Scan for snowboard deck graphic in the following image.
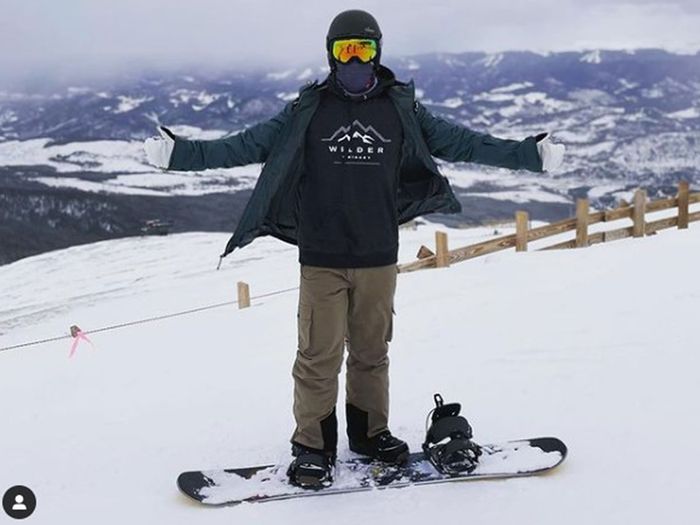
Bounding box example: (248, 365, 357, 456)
(177, 436, 567, 506)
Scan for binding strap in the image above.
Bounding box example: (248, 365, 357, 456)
(425, 416, 473, 445)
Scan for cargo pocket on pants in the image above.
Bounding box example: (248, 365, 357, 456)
(386, 303, 395, 343)
(297, 303, 313, 357)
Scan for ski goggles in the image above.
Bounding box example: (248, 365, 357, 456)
(331, 38, 378, 63)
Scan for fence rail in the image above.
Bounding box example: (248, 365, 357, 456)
(398, 181, 699, 273)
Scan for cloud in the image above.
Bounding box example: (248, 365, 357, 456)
(0, 0, 698, 86)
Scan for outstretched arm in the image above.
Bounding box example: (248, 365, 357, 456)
(414, 101, 545, 172)
(144, 99, 295, 172)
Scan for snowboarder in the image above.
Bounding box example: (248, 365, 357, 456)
(144, 9, 565, 490)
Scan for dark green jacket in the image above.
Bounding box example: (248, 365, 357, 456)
(167, 66, 544, 260)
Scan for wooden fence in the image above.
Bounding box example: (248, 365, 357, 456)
(397, 181, 700, 273)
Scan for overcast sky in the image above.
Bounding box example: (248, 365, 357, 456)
(1, 0, 698, 86)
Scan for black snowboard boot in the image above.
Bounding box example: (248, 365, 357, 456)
(349, 429, 410, 464)
(346, 403, 409, 464)
(287, 442, 335, 490)
(422, 393, 482, 475)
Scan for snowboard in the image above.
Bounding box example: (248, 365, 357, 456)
(177, 436, 567, 506)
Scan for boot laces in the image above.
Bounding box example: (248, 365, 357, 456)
(377, 430, 398, 447)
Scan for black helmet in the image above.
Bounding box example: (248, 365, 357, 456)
(326, 9, 382, 69)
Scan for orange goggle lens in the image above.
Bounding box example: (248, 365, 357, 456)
(331, 38, 378, 63)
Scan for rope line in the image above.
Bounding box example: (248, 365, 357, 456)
(0, 285, 300, 353)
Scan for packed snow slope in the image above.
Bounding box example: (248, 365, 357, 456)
(1, 218, 699, 524)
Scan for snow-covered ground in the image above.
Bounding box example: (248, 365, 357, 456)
(1, 218, 699, 524)
(0, 133, 265, 197)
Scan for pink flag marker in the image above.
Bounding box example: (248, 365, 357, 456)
(69, 325, 95, 358)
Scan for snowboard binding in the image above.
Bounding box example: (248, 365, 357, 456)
(422, 393, 482, 475)
(287, 443, 335, 490)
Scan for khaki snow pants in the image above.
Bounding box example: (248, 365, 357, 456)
(291, 263, 397, 452)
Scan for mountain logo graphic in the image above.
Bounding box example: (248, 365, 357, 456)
(321, 120, 391, 165)
(337, 131, 375, 144)
(322, 120, 391, 144)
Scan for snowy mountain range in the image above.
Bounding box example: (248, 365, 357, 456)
(1, 48, 699, 264)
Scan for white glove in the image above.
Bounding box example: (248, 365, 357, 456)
(535, 132, 565, 172)
(143, 125, 175, 169)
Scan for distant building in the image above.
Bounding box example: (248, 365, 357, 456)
(140, 219, 173, 236)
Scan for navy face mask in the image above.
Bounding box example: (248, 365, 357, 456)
(334, 59, 377, 94)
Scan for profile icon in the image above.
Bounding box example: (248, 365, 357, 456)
(2, 485, 36, 519)
(12, 494, 27, 511)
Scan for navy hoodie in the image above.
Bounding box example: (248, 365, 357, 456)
(297, 65, 404, 268)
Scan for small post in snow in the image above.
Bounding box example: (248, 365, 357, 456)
(515, 211, 529, 252)
(633, 189, 647, 238)
(576, 198, 589, 248)
(237, 281, 251, 309)
(435, 231, 449, 268)
(678, 180, 689, 230)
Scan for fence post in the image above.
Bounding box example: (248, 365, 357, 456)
(632, 189, 647, 238)
(237, 281, 250, 309)
(576, 198, 589, 247)
(515, 211, 529, 252)
(678, 180, 689, 230)
(435, 231, 449, 268)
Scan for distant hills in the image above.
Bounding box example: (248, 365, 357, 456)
(1, 49, 698, 265)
